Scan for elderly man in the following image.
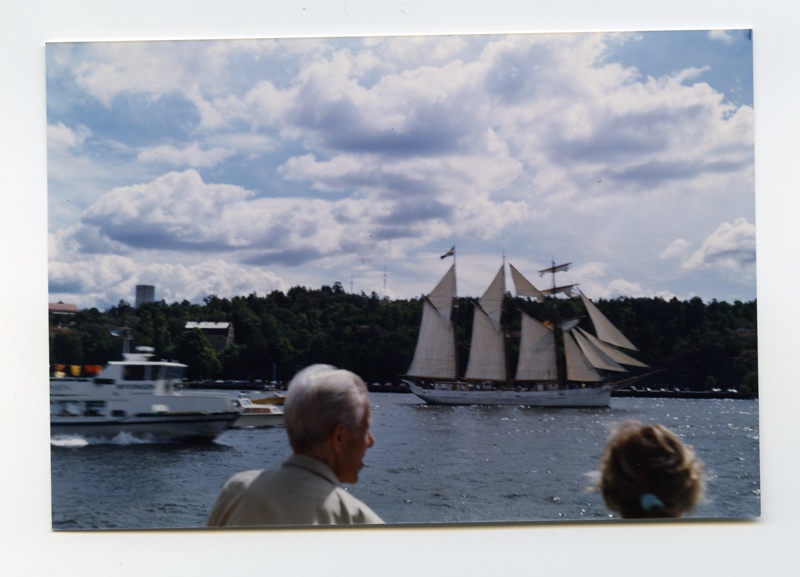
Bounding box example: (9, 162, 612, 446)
(207, 364, 383, 526)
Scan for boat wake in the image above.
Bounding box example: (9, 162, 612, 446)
(50, 431, 164, 447)
(50, 435, 89, 448)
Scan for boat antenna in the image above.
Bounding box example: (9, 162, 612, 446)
(110, 327, 132, 355)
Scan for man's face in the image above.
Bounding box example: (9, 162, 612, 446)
(335, 400, 374, 484)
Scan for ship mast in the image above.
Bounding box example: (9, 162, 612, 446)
(551, 260, 565, 388)
(539, 258, 571, 388)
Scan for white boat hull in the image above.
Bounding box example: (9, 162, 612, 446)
(231, 395, 285, 428)
(407, 382, 614, 407)
(232, 412, 285, 428)
(50, 412, 239, 442)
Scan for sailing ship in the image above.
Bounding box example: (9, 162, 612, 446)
(401, 259, 653, 407)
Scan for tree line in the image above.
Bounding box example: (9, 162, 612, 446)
(49, 284, 758, 394)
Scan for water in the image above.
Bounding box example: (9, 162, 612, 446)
(50, 394, 760, 529)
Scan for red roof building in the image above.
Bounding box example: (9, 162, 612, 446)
(49, 301, 78, 314)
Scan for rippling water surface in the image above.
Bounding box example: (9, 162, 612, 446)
(50, 394, 760, 529)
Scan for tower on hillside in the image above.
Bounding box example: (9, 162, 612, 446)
(135, 285, 155, 308)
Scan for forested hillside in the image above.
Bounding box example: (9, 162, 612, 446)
(49, 285, 758, 394)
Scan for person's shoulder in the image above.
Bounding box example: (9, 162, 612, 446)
(223, 469, 266, 488)
(333, 486, 384, 524)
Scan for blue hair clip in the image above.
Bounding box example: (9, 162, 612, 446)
(640, 493, 665, 512)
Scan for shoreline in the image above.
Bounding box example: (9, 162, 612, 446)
(181, 381, 756, 400)
(611, 389, 757, 400)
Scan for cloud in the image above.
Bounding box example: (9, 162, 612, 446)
(136, 142, 234, 168)
(57, 35, 754, 212)
(62, 41, 278, 130)
(602, 278, 675, 300)
(48, 122, 91, 151)
(140, 259, 288, 303)
(47, 34, 756, 307)
(660, 238, 691, 260)
(70, 169, 465, 270)
(81, 169, 255, 250)
(49, 253, 138, 299)
(46, 122, 142, 226)
(48, 254, 289, 310)
(208, 132, 277, 154)
(708, 30, 737, 45)
(566, 259, 676, 300)
(683, 217, 755, 270)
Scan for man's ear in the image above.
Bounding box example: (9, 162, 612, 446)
(330, 422, 347, 452)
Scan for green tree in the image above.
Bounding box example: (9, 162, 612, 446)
(50, 331, 84, 366)
(174, 329, 222, 380)
(46, 283, 757, 395)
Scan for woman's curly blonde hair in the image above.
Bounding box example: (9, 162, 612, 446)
(599, 420, 705, 518)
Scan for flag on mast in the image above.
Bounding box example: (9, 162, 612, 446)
(539, 262, 570, 276)
(440, 246, 455, 259)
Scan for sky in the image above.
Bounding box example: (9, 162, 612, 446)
(46, 29, 755, 310)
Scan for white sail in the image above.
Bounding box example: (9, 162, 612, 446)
(406, 300, 457, 378)
(510, 263, 546, 301)
(515, 312, 557, 381)
(576, 327, 650, 368)
(564, 331, 603, 382)
(480, 265, 505, 326)
(572, 328, 627, 372)
(542, 284, 578, 297)
(428, 264, 457, 316)
(465, 306, 507, 381)
(404, 257, 652, 407)
(579, 292, 639, 350)
(559, 318, 581, 332)
(406, 265, 458, 379)
(465, 265, 506, 381)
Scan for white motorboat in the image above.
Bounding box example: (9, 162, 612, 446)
(250, 391, 286, 406)
(231, 395, 285, 428)
(50, 347, 239, 442)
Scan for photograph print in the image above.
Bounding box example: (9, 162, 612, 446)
(47, 30, 758, 529)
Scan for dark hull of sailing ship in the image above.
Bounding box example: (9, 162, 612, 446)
(402, 260, 652, 407)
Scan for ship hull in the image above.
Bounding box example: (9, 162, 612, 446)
(406, 382, 614, 407)
(50, 412, 238, 442)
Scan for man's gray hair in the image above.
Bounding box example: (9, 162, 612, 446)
(284, 364, 370, 451)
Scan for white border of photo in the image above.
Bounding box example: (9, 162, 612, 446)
(3, 1, 796, 576)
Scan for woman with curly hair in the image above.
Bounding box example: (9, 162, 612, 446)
(599, 420, 705, 519)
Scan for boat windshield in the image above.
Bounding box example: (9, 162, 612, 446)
(122, 365, 147, 381)
(162, 365, 186, 381)
(121, 364, 185, 381)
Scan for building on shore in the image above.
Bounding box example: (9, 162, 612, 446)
(184, 321, 234, 351)
(49, 301, 78, 315)
(135, 285, 155, 308)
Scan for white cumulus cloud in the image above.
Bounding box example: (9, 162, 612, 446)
(661, 238, 691, 260)
(46, 33, 756, 307)
(683, 217, 755, 270)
